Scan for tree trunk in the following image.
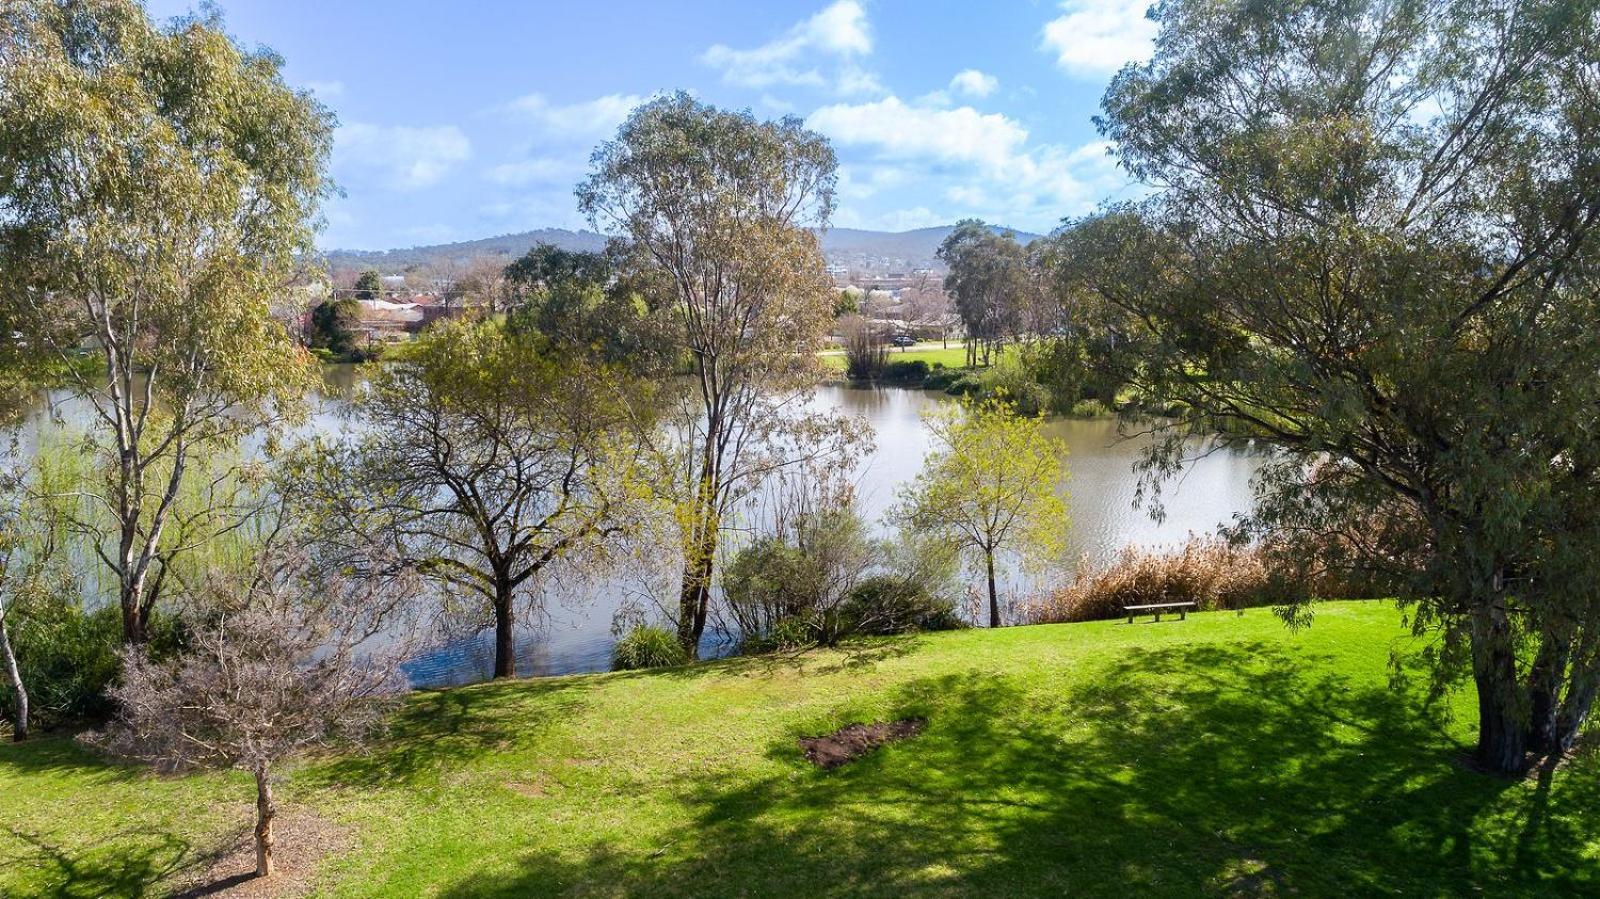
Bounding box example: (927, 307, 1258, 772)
(120, 584, 147, 645)
(1553, 661, 1600, 754)
(986, 550, 1000, 629)
(0, 613, 27, 742)
(677, 422, 723, 660)
(493, 586, 516, 679)
(1527, 634, 1567, 754)
(677, 537, 716, 660)
(1470, 602, 1527, 774)
(254, 765, 276, 878)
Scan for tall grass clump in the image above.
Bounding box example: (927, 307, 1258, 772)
(1020, 538, 1275, 624)
(839, 315, 889, 381)
(612, 625, 688, 671)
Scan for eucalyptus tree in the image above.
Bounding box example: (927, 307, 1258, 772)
(0, 1, 331, 643)
(1072, 0, 1600, 772)
(578, 93, 863, 657)
(938, 221, 1033, 367)
(292, 318, 650, 679)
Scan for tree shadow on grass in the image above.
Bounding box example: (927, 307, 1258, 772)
(435, 639, 1599, 898)
(301, 675, 604, 790)
(3, 825, 207, 899)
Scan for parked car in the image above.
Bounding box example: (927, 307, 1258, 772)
(890, 333, 917, 347)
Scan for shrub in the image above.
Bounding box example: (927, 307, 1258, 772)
(1, 599, 185, 731)
(839, 576, 963, 635)
(612, 625, 688, 671)
(724, 507, 873, 651)
(922, 364, 965, 391)
(881, 359, 930, 385)
(1069, 398, 1112, 418)
(948, 358, 1053, 415)
(738, 617, 815, 654)
(1019, 538, 1276, 625)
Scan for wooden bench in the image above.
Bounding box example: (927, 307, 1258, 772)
(1124, 601, 1198, 623)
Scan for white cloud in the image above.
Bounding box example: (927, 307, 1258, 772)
(949, 69, 998, 98)
(504, 93, 646, 142)
(809, 96, 1129, 229)
(335, 123, 471, 191)
(809, 97, 1030, 171)
(701, 0, 879, 95)
(304, 80, 345, 98)
(1041, 0, 1157, 77)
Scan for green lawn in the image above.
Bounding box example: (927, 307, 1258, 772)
(2, 601, 1597, 897)
(819, 343, 983, 371)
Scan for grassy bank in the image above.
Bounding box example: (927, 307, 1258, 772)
(2, 601, 1596, 897)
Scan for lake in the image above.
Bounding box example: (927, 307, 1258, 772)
(15, 374, 1263, 686)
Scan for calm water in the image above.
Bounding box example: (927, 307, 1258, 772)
(16, 374, 1262, 686)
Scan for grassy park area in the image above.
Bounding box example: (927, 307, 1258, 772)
(818, 342, 998, 373)
(3, 600, 1595, 897)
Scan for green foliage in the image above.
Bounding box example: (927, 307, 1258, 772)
(309, 297, 364, 361)
(832, 289, 860, 318)
(353, 270, 384, 301)
(880, 359, 930, 385)
(951, 358, 1053, 416)
(723, 506, 873, 651)
(611, 625, 689, 671)
(838, 575, 962, 636)
(896, 394, 1070, 627)
(921, 364, 965, 392)
(2, 601, 184, 732)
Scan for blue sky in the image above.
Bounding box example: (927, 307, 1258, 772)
(143, 0, 1154, 250)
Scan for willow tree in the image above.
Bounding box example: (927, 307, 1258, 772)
(578, 93, 860, 657)
(1073, 0, 1600, 773)
(0, 1, 331, 642)
(894, 396, 1068, 628)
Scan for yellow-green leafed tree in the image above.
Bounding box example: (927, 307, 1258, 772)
(896, 395, 1069, 628)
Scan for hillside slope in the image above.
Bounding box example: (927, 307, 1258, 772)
(1, 601, 1594, 897)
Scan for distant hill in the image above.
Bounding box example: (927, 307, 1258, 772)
(820, 225, 1044, 272)
(323, 224, 1044, 277)
(322, 228, 610, 276)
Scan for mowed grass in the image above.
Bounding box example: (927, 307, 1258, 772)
(819, 344, 983, 371)
(3, 601, 1598, 897)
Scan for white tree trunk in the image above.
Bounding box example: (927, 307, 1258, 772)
(0, 610, 26, 742)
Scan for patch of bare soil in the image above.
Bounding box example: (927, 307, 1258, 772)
(172, 808, 353, 899)
(799, 718, 926, 769)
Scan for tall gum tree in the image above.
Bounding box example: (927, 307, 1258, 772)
(1072, 0, 1600, 773)
(578, 93, 862, 658)
(0, 1, 331, 643)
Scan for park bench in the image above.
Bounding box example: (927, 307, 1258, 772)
(1123, 601, 1198, 624)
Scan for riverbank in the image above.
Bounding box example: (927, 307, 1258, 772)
(3, 600, 1593, 897)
